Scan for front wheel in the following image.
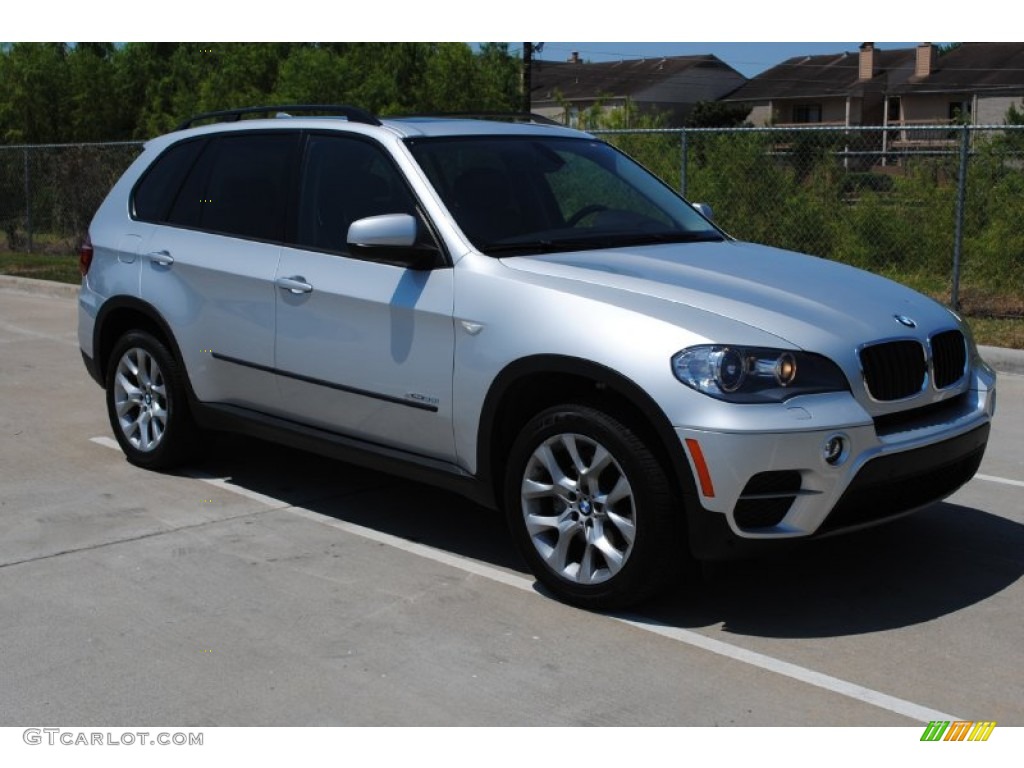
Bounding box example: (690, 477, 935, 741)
(504, 404, 686, 609)
(105, 330, 197, 469)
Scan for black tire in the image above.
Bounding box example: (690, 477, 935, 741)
(503, 404, 687, 609)
(105, 330, 197, 469)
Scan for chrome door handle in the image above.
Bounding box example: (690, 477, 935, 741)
(146, 250, 174, 266)
(276, 276, 313, 294)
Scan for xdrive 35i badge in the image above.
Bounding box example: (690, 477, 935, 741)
(406, 392, 440, 406)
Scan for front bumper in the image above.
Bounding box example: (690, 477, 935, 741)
(677, 367, 996, 559)
(817, 422, 988, 534)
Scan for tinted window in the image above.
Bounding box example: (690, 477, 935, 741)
(407, 136, 722, 255)
(295, 135, 417, 254)
(168, 133, 299, 241)
(132, 139, 205, 222)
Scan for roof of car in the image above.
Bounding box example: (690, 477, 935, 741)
(381, 116, 588, 139)
(170, 105, 589, 141)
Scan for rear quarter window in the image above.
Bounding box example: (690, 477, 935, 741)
(131, 139, 206, 222)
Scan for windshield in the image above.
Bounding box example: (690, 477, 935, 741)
(405, 135, 724, 256)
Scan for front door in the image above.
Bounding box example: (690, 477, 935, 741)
(273, 133, 457, 461)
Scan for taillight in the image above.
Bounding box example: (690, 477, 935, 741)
(78, 234, 94, 276)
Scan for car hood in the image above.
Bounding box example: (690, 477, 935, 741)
(502, 240, 958, 353)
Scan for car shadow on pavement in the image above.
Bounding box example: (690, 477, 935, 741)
(193, 433, 1022, 639)
(638, 501, 1024, 638)
(191, 432, 528, 572)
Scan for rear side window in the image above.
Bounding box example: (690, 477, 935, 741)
(132, 139, 206, 222)
(167, 132, 300, 242)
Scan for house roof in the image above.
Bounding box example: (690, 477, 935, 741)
(893, 42, 1024, 94)
(531, 55, 745, 103)
(723, 47, 916, 102)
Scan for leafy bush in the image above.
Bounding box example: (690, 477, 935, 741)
(596, 125, 1024, 315)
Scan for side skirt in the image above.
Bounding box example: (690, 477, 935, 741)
(190, 401, 496, 510)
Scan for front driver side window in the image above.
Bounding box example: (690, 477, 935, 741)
(295, 134, 418, 255)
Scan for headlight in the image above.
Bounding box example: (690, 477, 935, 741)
(671, 345, 849, 403)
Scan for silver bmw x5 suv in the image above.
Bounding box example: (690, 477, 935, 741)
(78, 105, 997, 608)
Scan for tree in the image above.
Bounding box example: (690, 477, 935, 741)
(0, 43, 70, 143)
(274, 46, 352, 105)
(197, 43, 290, 114)
(66, 43, 121, 141)
(684, 100, 751, 128)
(476, 43, 521, 111)
(0, 42, 526, 142)
(1006, 101, 1024, 127)
(419, 43, 479, 112)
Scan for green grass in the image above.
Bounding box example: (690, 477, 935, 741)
(964, 317, 1024, 350)
(2, 250, 1020, 350)
(0, 252, 80, 284)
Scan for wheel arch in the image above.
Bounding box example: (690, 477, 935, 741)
(476, 354, 698, 514)
(92, 297, 189, 393)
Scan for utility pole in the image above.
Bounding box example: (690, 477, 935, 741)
(522, 43, 543, 113)
(522, 43, 533, 113)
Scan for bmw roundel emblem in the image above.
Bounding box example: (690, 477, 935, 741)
(894, 314, 917, 328)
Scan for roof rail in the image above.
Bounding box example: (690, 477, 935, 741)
(175, 104, 382, 131)
(395, 111, 561, 126)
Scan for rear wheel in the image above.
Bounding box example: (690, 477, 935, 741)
(105, 330, 197, 469)
(504, 404, 685, 608)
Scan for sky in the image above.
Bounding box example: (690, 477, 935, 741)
(506, 43, 928, 78)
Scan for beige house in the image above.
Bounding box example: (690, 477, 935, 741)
(886, 43, 1024, 146)
(723, 43, 1024, 131)
(721, 43, 916, 128)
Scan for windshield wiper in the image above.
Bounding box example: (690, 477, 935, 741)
(620, 231, 725, 245)
(479, 231, 724, 256)
(478, 240, 563, 256)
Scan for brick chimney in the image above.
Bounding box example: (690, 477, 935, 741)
(916, 43, 933, 78)
(859, 42, 877, 80)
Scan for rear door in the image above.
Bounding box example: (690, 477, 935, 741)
(138, 132, 300, 408)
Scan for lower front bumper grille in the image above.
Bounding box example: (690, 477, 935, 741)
(819, 422, 990, 534)
(734, 470, 802, 530)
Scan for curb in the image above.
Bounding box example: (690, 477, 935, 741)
(0, 274, 80, 300)
(1, 274, 1022, 375)
(979, 345, 1024, 377)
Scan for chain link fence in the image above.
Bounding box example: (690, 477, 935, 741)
(2, 129, 1022, 320)
(594, 125, 1024, 318)
(0, 141, 143, 255)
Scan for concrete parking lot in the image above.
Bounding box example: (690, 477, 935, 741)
(1, 282, 1022, 726)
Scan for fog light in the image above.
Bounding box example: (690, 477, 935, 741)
(823, 434, 847, 466)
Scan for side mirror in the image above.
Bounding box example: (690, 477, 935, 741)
(347, 214, 442, 270)
(691, 202, 714, 220)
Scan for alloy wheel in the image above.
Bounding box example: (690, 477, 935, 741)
(520, 432, 637, 585)
(112, 346, 169, 453)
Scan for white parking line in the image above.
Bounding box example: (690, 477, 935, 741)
(0, 319, 79, 346)
(976, 474, 1024, 489)
(90, 433, 964, 723)
(613, 618, 958, 723)
(292, 512, 961, 723)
